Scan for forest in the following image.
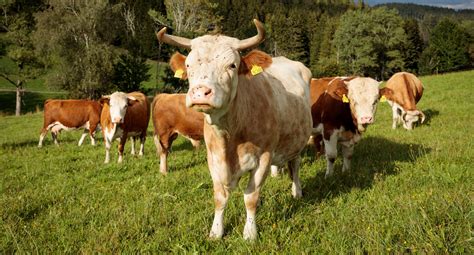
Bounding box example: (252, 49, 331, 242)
(1, 0, 473, 100)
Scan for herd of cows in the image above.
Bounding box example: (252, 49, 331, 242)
(35, 20, 425, 240)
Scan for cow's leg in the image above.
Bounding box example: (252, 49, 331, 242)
(324, 132, 338, 178)
(209, 181, 230, 239)
(130, 137, 136, 155)
(154, 135, 168, 174)
(104, 138, 111, 163)
(189, 138, 200, 149)
(243, 152, 271, 240)
(341, 143, 354, 173)
(270, 165, 280, 177)
(139, 133, 145, 157)
(118, 134, 127, 163)
(51, 131, 59, 146)
(288, 157, 303, 198)
(391, 105, 399, 129)
(78, 130, 88, 146)
(314, 134, 324, 158)
(38, 128, 48, 147)
(89, 130, 96, 146)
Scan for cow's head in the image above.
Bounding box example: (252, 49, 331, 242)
(337, 77, 393, 132)
(100, 92, 138, 124)
(157, 19, 266, 121)
(402, 110, 425, 130)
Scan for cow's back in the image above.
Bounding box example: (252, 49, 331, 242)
(386, 72, 423, 110)
(123, 92, 150, 132)
(152, 93, 204, 140)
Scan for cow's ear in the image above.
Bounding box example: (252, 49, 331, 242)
(239, 50, 273, 76)
(99, 95, 110, 106)
(127, 95, 138, 106)
(334, 86, 348, 99)
(170, 52, 188, 80)
(379, 87, 394, 100)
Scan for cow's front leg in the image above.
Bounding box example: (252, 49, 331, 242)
(139, 135, 145, 156)
(288, 157, 302, 198)
(117, 134, 127, 163)
(78, 130, 88, 146)
(270, 165, 280, 177)
(324, 131, 338, 178)
(130, 137, 136, 155)
(104, 138, 111, 163)
(391, 105, 399, 129)
(243, 152, 271, 240)
(341, 143, 354, 173)
(209, 181, 230, 239)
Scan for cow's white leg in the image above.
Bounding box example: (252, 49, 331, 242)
(341, 143, 354, 173)
(324, 132, 338, 178)
(154, 135, 168, 174)
(139, 136, 145, 156)
(270, 165, 280, 177)
(243, 152, 271, 240)
(38, 132, 47, 147)
(104, 138, 111, 164)
(189, 138, 200, 149)
(130, 137, 136, 155)
(288, 157, 302, 198)
(391, 105, 399, 129)
(209, 182, 230, 239)
(52, 132, 59, 146)
(90, 131, 96, 146)
(78, 130, 88, 146)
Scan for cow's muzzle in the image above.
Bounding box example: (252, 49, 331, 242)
(188, 86, 214, 110)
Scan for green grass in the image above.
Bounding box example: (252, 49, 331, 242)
(1, 70, 473, 253)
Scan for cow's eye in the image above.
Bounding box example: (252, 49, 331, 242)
(229, 63, 236, 69)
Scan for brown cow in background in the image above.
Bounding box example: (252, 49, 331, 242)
(151, 93, 204, 174)
(38, 99, 101, 147)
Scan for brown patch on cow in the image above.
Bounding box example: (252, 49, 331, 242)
(169, 52, 188, 80)
(379, 87, 394, 100)
(384, 72, 423, 111)
(238, 50, 273, 76)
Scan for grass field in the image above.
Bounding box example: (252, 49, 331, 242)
(1, 70, 473, 253)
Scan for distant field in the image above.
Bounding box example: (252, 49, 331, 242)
(0, 70, 473, 253)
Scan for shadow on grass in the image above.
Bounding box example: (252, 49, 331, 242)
(302, 136, 432, 203)
(421, 108, 440, 126)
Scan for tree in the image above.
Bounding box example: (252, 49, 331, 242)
(112, 53, 150, 93)
(333, 7, 407, 79)
(402, 18, 423, 74)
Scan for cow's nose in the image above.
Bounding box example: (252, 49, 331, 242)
(113, 116, 122, 123)
(360, 116, 373, 124)
(191, 86, 213, 100)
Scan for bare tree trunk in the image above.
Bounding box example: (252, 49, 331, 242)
(15, 86, 21, 116)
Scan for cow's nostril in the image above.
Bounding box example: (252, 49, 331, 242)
(204, 89, 212, 96)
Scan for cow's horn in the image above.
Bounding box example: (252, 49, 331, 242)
(156, 27, 191, 49)
(419, 111, 426, 123)
(237, 19, 265, 51)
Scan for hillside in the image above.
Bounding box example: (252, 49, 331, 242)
(376, 3, 474, 20)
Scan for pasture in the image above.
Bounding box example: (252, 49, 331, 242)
(1, 70, 473, 253)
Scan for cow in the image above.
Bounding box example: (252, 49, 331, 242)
(38, 99, 101, 147)
(151, 93, 204, 174)
(383, 72, 425, 130)
(157, 19, 312, 240)
(310, 77, 393, 178)
(100, 91, 150, 163)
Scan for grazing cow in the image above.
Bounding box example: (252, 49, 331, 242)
(38, 99, 101, 147)
(310, 77, 393, 177)
(383, 72, 425, 130)
(157, 19, 312, 240)
(151, 93, 204, 174)
(100, 91, 150, 163)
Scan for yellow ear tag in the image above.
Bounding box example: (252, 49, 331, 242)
(251, 65, 263, 76)
(380, 95, 387, 102)
(342, 94, 349, 103)
(174, 69, 184, 79)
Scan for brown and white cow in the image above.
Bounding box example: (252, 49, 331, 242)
(38, 99, 101, 147)
(151, 93, 204, 174)
(310, 77, 393, 178)
(157, 19, 312, 240)
(100, 91, 150, 163)
(383, 72, 425, 130)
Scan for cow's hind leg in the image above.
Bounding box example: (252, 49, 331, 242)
(130, 137, 136, 155)
(288, 157, 303, 198)
(243, 152, 271, 240)
(38, 128, 48, 147)
(324, 132, 338, 178)
(78, 130, 88, 146)
(139, 133, 146, 157)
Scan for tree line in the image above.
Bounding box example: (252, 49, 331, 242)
(1, 0, 473, 107)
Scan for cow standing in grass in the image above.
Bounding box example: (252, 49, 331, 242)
(100, 91, 150, 163)
(384, 72, 425, 130)
(310, 77, 393, 177)
(151, 93, 204, 174)
(38, 99, 101, 147)
(157, 19, 312, 240)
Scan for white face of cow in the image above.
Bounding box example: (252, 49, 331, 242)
(403, 110, 424, 130)
(106, 92, 136, 124)
(156, 19, 266, 122)
(346, 78, 382, 132)
(184, 36, 241, 116)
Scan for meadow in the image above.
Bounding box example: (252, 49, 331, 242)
(0, 70, 473, 253)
